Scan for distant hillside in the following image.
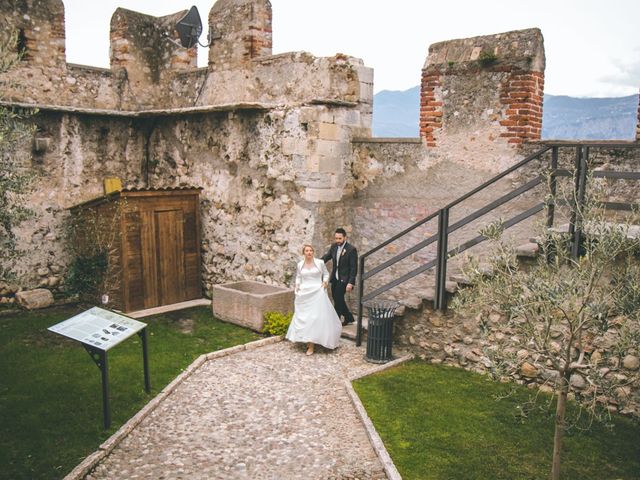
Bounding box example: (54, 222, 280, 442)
(541, 94, 638, 140)
(372, 87, 638, 140)
(372, 86, 420, 137)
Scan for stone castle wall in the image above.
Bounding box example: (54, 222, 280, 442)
(1, 0, 639, 416)
(0, 0, 373, 300)
(394, 304, 640, 416)
(5, 99, 374, 297)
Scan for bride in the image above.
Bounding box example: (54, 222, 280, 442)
(286, 244, 342, 355)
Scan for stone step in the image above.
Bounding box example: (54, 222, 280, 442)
(449, 273, 472, 286)
(341, 317, 367, 340)
(515, 242, 540, 258)
(477, 263, 494, 277)
(419, 287, 435, 302)
(399, 296, 423, 310)
(546, 222, 640, 240)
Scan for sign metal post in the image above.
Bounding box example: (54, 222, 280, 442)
(48, 307, 150, 429)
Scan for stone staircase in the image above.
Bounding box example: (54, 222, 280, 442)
(368, 222, 640, 326)
(356, 221, 640, 331)
(344, 251, 529, 342)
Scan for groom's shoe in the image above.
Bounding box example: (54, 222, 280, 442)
(342, 318, 354, 326)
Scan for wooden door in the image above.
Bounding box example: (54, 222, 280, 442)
(123, 193, 201, 312)
(154, 209, 185, 306)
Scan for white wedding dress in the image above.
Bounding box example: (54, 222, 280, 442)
(285, 259, 342, 349)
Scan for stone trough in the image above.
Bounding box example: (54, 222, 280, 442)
(211, 281, 294, 332)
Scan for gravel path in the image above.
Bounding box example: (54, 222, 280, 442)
(86, 339, 388, 480)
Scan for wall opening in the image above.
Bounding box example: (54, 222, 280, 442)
(17, 29, 27, 59)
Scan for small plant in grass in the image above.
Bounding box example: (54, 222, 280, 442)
(262, 311, 293, 336)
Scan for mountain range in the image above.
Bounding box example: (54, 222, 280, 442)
(372, 86, 639, 140)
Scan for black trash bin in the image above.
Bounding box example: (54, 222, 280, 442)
(363, 300, 399, 364)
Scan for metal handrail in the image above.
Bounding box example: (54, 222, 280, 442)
(354, 142, 640, 346)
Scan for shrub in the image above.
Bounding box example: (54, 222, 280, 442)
(66, 251, 108, 301)
(478, 50, 498, 67)
(262, 311, 293, 336)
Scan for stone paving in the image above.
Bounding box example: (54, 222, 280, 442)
(86, 339, 389, 480)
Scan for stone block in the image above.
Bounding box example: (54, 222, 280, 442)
(15, 288, 54, 310)
(282, 137, 307, 156)
(299, 107, 333, 125)
(296, 171, 333, 189)
(318, 122, 341, 141)
(306, 154, 321, 173)
(319, 155, 342, 174)
(211, 281, 294, 332)
(302, 187, 343, 203)
(354, 65, 374, 85)
(359, 82, 374, 102)
(314, 139, 339, 157)
(335, 109, 362, 127)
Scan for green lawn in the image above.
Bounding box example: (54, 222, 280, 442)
(353, 360, 640, 480)
(0, 305, 260, 480)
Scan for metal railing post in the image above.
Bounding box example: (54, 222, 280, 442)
(570, 145, 588, 258)
(546, 146, 559, 230)
(568, 146, 581, 258)
(434, 207, 449, 311)
(356, 255, 365, 346)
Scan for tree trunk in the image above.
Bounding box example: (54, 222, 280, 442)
(551, 376, 569, 480)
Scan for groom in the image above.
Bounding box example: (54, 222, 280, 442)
(322, 227, 358, 325)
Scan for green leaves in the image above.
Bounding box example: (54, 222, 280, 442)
(262, 311, 293, 336)
(0, 26, 38, 283)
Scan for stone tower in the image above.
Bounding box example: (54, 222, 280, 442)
(3, 0, 66, 69)
(110, 8, 197, 87)
(207, 0, 272, 69)
(420, 28, 545, 168)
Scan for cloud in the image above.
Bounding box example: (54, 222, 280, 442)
(599, 47, 640, 90)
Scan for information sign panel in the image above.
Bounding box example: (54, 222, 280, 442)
(48, 307, 146, 351)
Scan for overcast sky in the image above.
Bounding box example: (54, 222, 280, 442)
(62, 0, 640, 98)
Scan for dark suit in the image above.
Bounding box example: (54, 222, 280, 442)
(322, 242, 358, 324)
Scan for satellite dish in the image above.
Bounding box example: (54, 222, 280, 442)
(175, 6, 203, 48)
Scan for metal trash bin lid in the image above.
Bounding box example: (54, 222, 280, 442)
(363, 299, 400, 319)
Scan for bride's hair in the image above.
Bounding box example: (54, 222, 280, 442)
(301, 244, 315, 255)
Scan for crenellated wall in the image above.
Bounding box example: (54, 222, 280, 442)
(4, 0, 66, 69)
(0, 0, 372, 113)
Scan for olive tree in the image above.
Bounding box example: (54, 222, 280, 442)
(453, 181, 640, 480)
(0, 25, 37, 283)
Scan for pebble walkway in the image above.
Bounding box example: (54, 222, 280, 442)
(86, 339, 389, 480)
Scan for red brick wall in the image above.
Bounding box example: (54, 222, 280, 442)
(419, 72, 442, 148)
(245, 6, 272, 60)
(209, 0, 272, 68)
(499, 71, 545, 144)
